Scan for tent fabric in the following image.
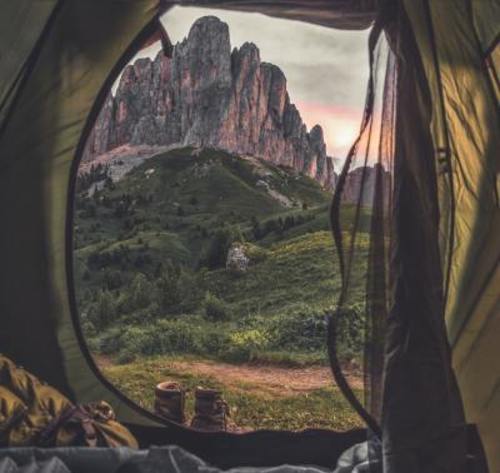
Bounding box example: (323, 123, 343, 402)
(0, 0, 165, 422)
(0, 2, 371, 465)
(0, 0, 59, 130)
(327, 0, 498, 471)
(0, 0, 498, 471)
(165, 0, 377, 29)
(401, 1, 500, 470)
(327, 7, 395, 440)
(470, 0, 500, 53)
(381, 4, 467, 471)
(329, 1, 471, 471)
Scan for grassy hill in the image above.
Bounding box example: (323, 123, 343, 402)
(75, 146, 368, 362)
(74, 147, 369, 431)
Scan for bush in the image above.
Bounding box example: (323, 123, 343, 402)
(242, 243, 268, 265)
(89, 318, 231, 360)
(116, 349, 137, 365)
(156, 263, 181, 312)
(177, 270, 203, 312)
(240, 305, 363, 361)
(331, 305, 364, 361)
(103, 269, 123, 290)
(87, 290, 118, 329)
(156, 265, 203, 315)
(203, 292, 229, 321)
(95, 327, 124, 354)
(266, 306, 327, 352)
(125, 273, 152, 312)
(223, 329, 269, 363)
(80, 313, 97, 338)
(84, 303, 363, 366)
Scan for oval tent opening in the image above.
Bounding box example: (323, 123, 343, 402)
(73, 6, 370, 433)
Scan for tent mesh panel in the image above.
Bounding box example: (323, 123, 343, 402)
(328, 11, 396, 442)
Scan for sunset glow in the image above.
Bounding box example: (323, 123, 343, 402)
(296, 102, 361, 160)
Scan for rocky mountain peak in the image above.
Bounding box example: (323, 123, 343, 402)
(83, 15, 337, 189)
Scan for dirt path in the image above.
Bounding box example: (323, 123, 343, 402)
(168, 359, 362, 398)
(96, 355, 362, 398)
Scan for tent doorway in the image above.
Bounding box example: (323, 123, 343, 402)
(72, 6, 373, 433)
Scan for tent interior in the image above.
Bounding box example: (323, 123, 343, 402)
(0, 1, 498, 472)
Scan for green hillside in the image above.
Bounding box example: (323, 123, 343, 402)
(74, 147, 370, 431)
(74, 147, 368, 363)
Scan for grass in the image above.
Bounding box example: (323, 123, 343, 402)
(205, 230, 368, 319)
(75, 147, 370, 431)
(101, 356, 363, 432)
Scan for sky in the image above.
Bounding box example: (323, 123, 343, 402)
(133, 6, 370, 160)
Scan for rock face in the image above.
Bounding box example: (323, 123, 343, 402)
(341, 163, 391, 207)
(83, 16, 336, 189)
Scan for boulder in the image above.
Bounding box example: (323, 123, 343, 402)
(226, 243, 250, 274)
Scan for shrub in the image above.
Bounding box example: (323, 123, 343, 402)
(242, 243, 268, 265)
(176, 270, 203, 312)
(125, 273, 152, 312)
(95, 319, 226, 358)
(331, 305, 364, 361)
(95, 327, 124, 354)
(203, 292, 229, 321)
(103, 269, 123, 290)
(80, 313, 96, 338)
(223, 329, 269, 363)
(266, 306, 327, 352)
(156, 263, 181, 312)
(87, 290, 117, 329)
(155, 265, 203, 315)
(116, 349, 137, 365)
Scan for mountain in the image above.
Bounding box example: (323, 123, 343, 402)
(74, 147, 333, 273)
(83, 16, 336, 189)
(340, 163, 391, 207)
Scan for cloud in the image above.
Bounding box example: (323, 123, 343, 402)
(143, 6, 369, 158)
(297, 102, 362, 159)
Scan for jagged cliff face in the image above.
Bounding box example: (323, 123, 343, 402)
(341, 164, 391, 207)
(83, 16, 336, 189)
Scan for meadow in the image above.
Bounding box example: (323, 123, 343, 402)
(74, 148, 369, 431)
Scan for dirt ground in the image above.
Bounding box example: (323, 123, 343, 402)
(97, 356, 363, 399)
(170, 360, 362, 397)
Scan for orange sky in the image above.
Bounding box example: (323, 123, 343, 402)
(296, 102, 362, 160)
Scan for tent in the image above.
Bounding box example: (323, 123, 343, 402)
(0, 1, 498, 472)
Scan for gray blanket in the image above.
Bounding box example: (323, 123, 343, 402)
(0, 442, 380, 473)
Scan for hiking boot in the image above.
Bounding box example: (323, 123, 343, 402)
(154, 382, 185, 424)
(190, 387, 228, 432)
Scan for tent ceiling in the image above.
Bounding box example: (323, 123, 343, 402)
(164, 0, 377, 29)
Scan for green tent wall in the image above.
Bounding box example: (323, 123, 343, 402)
(0, 0, 498, 471)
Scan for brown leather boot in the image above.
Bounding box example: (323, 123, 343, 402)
(190, 387, 228, 431)
(154, 382, 185, 424)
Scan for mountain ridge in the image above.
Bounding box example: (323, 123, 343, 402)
(83, 16, 337, 189)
